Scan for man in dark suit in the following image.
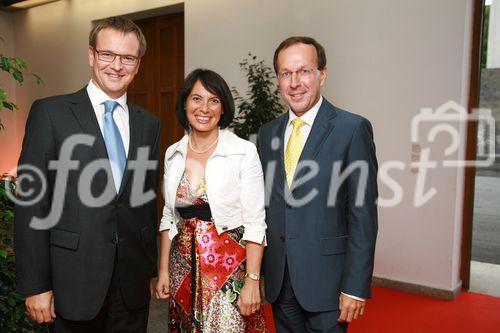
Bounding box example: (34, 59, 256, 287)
(14, 17, 160, 332)
(257, 36, 378, 332)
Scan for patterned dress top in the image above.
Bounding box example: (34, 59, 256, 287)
(168, 173, 267, 332)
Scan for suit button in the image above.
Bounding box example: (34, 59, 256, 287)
(279, 236, 285, 242)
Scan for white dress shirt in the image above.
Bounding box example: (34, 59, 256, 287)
(283, 95, 365, 302)
(284, 96, 323, 148)
(86, 80, 130, 156)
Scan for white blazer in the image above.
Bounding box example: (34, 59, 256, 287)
(159, 129, 267, 245)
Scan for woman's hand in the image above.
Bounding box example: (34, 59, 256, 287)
(237, 278, 261, 316)
(155, 271, 171, 299)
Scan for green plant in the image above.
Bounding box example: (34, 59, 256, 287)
(231, 53, 285, 140)
(1, 35, 46, 332)
(0, 176, 47, 332)
(481, 4, 490, 69)
(0, 36, 43, 131)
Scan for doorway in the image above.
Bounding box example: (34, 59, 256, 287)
(128, 12, 185, 160)
(461, 0, 500, 296)
(470, 0, 500, 297)
(126, 12, 185, 330)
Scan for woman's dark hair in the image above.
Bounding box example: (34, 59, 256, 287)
(176, 69, 235, 130)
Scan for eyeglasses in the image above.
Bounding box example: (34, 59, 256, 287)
(93, 49, 139, 66)
(277, 68, 318, 81)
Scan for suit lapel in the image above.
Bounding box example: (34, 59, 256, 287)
(117, 103, 144, 198)
(288, 99, 337, 194)
(70, 88, 145, 198)
(69, 87, 109, 161)
(299, 100, 337, 162)
(271, 114, 289, 198)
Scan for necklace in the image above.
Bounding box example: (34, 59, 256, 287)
(189, 136, 218, 154)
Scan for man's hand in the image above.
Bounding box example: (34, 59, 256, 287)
(338, 293, 365, 323)
(25, 290, 56, 324)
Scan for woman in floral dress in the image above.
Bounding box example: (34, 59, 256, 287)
(156, 69, 268, 332)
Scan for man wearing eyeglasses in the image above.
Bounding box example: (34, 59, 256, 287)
(257, 36, 378, 332)
(14, 17, 160, 332)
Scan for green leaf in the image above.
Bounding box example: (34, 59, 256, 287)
(11, 57, 27, 70)
(0, 36, 43, 135)
(0, 249, 8, 258)
(32, 73, 44, 85)
(7, 296, 15, 306)
(3, 101, 18, 111)
(12, 68, 24, 84)
(12, 292, 23, 302)
(1, 56, 10, 71)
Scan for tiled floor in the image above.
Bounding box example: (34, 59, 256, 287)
(471, 176, 500, 297)
(470, 176, 500, 297)
(470, 261, 500, 297)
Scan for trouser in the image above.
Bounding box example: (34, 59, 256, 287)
(272, 265, 348, 333)
(49, 258, 149, 333)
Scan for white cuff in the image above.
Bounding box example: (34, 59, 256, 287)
(341, 292, 365, 302)
(242, 231, 267, 246)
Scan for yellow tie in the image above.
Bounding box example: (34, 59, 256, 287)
(285, 118, 306, 187)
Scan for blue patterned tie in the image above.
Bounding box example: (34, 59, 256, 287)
(103, 100, 126, 192)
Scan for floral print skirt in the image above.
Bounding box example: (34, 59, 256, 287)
(168, 174, 267, 332)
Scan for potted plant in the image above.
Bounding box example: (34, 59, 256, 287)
(231, 53, 285, 140)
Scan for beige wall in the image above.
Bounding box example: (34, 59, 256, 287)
(3, 0, 475, 293)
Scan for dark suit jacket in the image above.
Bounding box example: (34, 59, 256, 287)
(257, 98, 378, 312)
(14, 87, 160, 320)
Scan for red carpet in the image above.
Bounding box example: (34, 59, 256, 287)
(263, 286, 500, 332)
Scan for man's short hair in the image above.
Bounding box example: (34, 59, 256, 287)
(273, 36, 327, 74)
(176, 69, 235, 130)
(89, 16, 147, 57)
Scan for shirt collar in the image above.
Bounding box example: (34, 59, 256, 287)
(87, 79, 127, 110)
(287, 95, 323, 127)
